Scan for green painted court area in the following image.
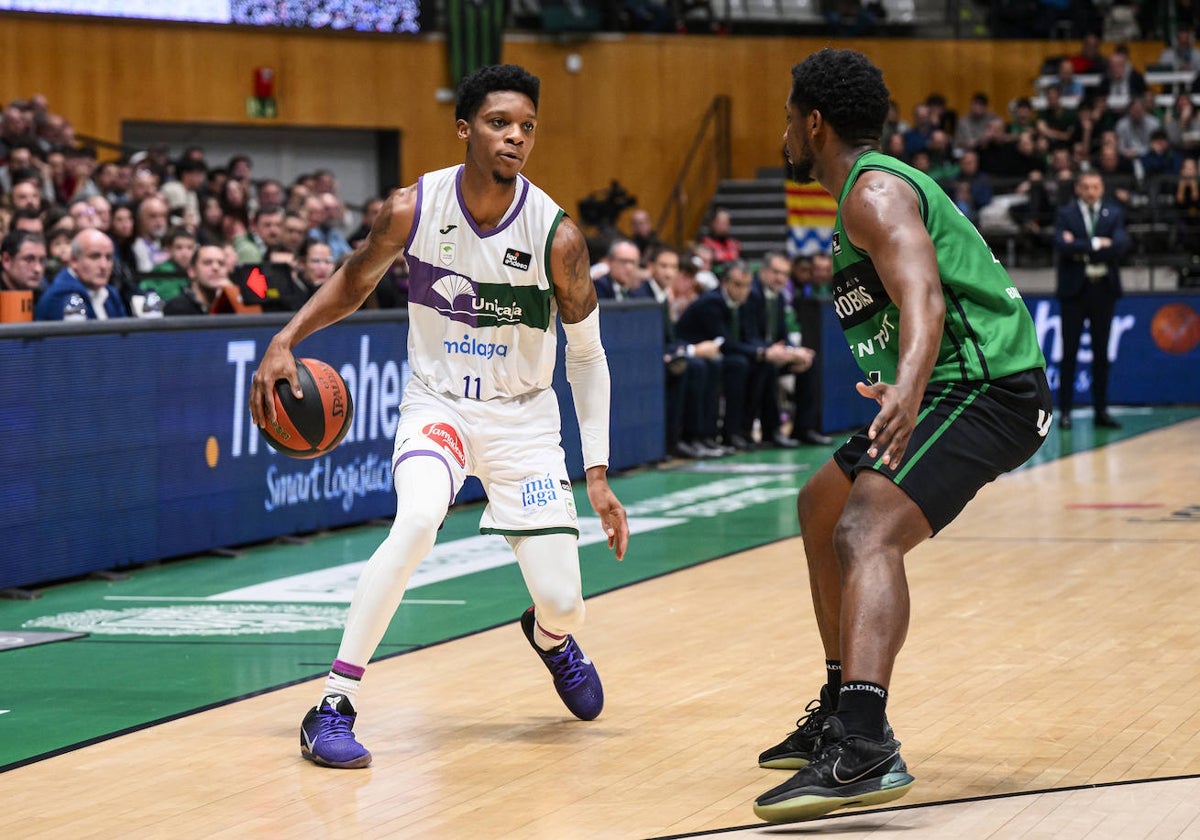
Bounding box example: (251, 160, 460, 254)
(1, 406, 1196, 771)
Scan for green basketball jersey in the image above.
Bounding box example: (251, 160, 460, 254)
(829, 150, 1045, 385)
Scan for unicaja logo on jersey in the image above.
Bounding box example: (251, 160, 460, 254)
(422, 422, 466, 466)
(428, 273, 524, 325)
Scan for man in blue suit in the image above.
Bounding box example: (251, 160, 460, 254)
(34, 229, 129, 321)
(592, 238, 642, 301)
(1053, 171, 1130, 429)
(676, 260, 770, 450)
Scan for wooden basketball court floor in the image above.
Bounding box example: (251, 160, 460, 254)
(3, 412, 1199, 839)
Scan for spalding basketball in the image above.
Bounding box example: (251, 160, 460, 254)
(1150, 302, 1200, 355)
(260, 358, 354, 459)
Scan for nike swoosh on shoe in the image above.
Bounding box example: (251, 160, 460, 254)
(831, 749, 899, 785)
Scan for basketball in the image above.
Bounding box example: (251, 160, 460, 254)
(260, 358, 354, 459)
(1150, 302, 1200, 355)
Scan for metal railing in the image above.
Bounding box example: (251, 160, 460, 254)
(656, 94, 732, 249)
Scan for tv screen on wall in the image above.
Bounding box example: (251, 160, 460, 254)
(0, 1, 421, 33)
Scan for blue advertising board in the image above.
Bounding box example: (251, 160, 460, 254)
(814, 293, 1200, 433)
(0, 304, 663, 590)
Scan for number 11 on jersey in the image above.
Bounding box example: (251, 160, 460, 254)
(463, 375, 481, 399)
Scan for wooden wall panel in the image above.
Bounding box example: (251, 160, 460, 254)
(0, 15, 1166, 232)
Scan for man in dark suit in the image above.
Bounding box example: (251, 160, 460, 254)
(746, 251, 826, 447)
(1053, 170, 1130, 429)
(639, 245, 724, 458)
(676, 260, 772, 450)
(1096, 51, 1147, 113)
(592, 238, 642, 301)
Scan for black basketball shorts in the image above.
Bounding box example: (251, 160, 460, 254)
(833, 368, 1053, 535)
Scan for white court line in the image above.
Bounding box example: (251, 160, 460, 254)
(103, 596, 466, 605)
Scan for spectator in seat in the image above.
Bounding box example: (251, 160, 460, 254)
(163, 244, 234, 315)
(35, 228, 127, 320)
(1157, 29, 1200, 74)
(10, 206, 44, 236)
(901, 103, 935, 158)
(628, 208, 661, 264)
(1094, 140, 1135, 203)
(1164, 92, 1200, 153)
(308, 192, 352, 261)
(593, 238, 643, 300)
(1069, 32, 1106, 75)
(748, 250, 819, 448)
(232, 204, 286, 265)
(1007, 98, 1038, 138)
(145, 226, 197, 278)
(697, 207, 741, 272)
(954, 92, 999, 155)
(950, 150, 994, 216)
(1141, 129, 1182, 179)
(1, 230, 48, 305)
(1053, 58, 1086, 100)
(349, 197, 385, 250)
(1174, 156, 1200, 251)
(675, 260, 767, 450)
(131, 196, 170, 274)
(643, 245, 724, 459)
(7, 168, 44, 216)
(281, 210, 309, 255)
(289, 238, 336, 304)
(257, 178, 286, 211)
(161, 158, 207, 229)
(1097, 51, 1146, 114)
(1115, 96, 1162, 160)
(1037, 85, 1080, 150)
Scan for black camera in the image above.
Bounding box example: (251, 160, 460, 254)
(577, 180, 637, 232)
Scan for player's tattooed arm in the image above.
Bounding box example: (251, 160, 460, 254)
(550, 215, 599, 324)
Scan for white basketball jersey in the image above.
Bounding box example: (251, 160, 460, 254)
(404, 165, 565, 401)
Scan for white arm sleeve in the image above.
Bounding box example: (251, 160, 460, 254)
(562, 307, 611, 470)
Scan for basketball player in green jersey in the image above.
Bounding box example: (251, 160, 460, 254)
(753, 49, 1051, 823)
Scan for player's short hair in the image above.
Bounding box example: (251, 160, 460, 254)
(789, 49, 890, 146)
(455, 64, 540, 122)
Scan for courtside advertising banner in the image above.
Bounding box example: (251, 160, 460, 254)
(0, 305, 663, 590)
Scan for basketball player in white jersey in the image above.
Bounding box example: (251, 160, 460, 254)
(249, 64, 630, 769)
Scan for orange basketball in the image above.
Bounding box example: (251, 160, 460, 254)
(260, 358, 354, 459)
(1150, 302, 1200, 355)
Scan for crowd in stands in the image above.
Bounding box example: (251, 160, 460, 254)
(0, 94, 404, 324)
(881, 33, 1200, 266)
(586, 206, 833, 460)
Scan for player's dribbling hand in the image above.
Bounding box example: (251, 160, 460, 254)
(855, 380, 918, 468)
(249, 340, 301, 429)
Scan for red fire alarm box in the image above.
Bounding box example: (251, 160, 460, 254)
(254, 67, 275, 99)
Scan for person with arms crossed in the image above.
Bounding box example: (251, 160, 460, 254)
(1053, 170, 1129, 429)
(248, 65, 629, 771)
(753, 49, 1052, 823)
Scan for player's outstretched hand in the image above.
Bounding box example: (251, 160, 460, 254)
(585, 468, 629, 561)
(855, 380, 919, 469)
(249, 339, 300, 429)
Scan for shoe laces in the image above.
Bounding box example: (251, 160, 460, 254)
(791, 696, 828, 736)
(318, 707, 357, 741)
(545, 640, 591, 690)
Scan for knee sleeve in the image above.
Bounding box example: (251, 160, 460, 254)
(508, 533, 584, 635)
